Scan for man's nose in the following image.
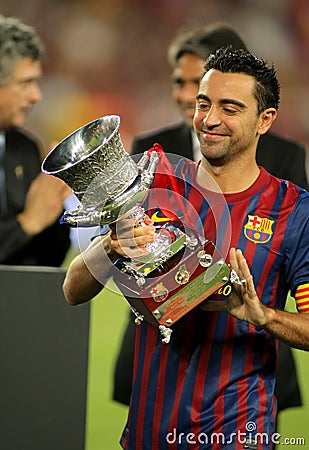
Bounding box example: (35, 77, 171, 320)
(28, 81, 42, 103)
(203, 105, 221, 127)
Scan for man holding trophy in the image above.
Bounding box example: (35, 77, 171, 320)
(44, 47, 309, 449)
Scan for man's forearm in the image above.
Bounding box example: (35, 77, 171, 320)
(263, 308, 309, 351)
(63, 233, 118, 305)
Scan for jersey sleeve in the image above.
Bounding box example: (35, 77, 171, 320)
(284, 192, 309, 305)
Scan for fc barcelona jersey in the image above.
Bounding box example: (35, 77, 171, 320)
(120, 161, 309, 450)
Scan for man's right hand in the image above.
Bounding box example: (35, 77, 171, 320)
(110, 216, 156, 259)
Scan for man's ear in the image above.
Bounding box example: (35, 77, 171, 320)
(258, 108, 277, 135)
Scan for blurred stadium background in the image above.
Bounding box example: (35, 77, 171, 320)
(0, 0, 307, 154)
(0, 0, 308, 448)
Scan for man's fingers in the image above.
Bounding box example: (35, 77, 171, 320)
(111, 238, 150, 258)
(111, 227, 155, 246)
(229, 247, 238, 271)
(110, 222, 156, 258)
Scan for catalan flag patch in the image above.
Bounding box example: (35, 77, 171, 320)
(295, 283, 309, 313)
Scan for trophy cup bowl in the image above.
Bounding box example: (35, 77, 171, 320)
(42, 115, 158, 226)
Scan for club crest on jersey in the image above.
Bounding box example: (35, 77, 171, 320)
(244, 215, 274, 244)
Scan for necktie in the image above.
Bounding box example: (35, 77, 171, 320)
(0, 132, 7, 213)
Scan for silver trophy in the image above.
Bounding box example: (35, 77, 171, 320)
(42, 115, 158, 227)
(42, 115, 186, 268)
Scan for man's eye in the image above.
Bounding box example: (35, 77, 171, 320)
(197, 102, 210, 111)
(172, 78, 184, 86)
(223, 107, 237, 114)
(17, 79, 39, 88)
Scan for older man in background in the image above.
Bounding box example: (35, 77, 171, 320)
(0, 15, 71, 266)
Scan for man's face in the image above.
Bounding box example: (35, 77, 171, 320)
(0, 57, 42, 130)
(171, 53, 204, 127)
(193, 69, 262, 166)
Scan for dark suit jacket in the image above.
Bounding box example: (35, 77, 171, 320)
(113, 121, 307, 410)
(0, 128, 70, 265)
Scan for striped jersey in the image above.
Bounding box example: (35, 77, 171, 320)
(119, 160, 309, 450)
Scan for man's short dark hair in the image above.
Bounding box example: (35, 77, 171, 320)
(204, 46, 280, 113)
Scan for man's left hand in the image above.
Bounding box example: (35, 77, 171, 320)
(201, 248, 269, 327)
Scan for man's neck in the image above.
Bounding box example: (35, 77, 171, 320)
(197, 156, 260, 194)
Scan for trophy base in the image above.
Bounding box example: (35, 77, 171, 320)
(115, 236, 230, 342)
